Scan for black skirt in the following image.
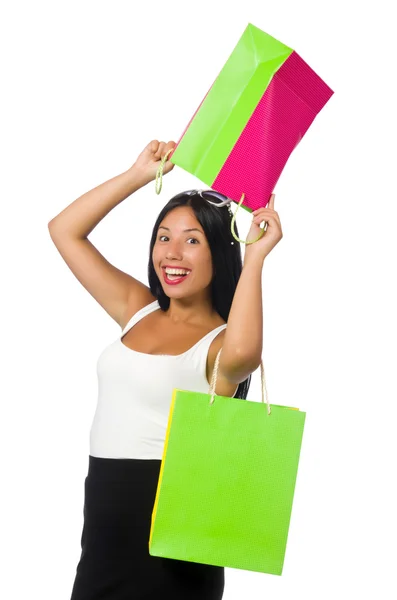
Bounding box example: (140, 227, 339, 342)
(70, 455, 225, 599)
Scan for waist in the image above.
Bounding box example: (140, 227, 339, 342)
(87, 454, 162, 482)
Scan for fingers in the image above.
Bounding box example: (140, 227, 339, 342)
(148, 140, 175, 161)
(153, 141, 166, 160)
(148, 140, 160, 153)
(150, 140, 176, 161)
(165, 141, 176, 159)
(162, 142, 176, 174)
(252, 213, 276, 224)
(161, 141, 176, 161)
(252, 204, 281, 226)
(252, 208, 278, 218)
(163, 161, 175, 174)
(253, 213, 281, 228)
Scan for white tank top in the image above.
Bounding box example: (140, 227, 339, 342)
(89, 300, 235, 459)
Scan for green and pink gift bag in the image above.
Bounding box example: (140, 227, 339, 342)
(166, 23, 334, 212)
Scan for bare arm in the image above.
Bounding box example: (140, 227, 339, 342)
(48, 140, 175, 326)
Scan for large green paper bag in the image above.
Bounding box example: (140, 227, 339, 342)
(149, 349, 306, 576)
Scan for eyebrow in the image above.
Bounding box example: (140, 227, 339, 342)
(158, 226, 204, 234)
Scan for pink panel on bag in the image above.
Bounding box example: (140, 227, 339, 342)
(212, 51, 334, 211)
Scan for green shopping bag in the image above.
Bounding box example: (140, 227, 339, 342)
(149, 348, 306, 576)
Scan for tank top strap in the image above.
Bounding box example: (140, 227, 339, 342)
(184, 324, 227, 355)
(120, 300, 159, 337)
(199, 324, 227, 344)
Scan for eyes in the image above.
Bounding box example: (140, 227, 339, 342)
(158, 235, 199, 244)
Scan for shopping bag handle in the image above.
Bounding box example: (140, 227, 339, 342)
(209, 348, 271, 415)
(155, 151, 265, 246)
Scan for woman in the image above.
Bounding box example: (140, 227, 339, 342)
(48, 139, 283, 599)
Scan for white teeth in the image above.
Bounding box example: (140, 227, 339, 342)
(164, 268, 190, 275)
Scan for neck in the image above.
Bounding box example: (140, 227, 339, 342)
(165, 295, 216, 326)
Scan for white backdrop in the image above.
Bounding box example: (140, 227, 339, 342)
(1, 1, 396, 598)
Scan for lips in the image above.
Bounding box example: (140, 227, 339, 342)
(161, 268, 191, 286)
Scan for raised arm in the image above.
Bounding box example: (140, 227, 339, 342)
(48, 140, 175, 327)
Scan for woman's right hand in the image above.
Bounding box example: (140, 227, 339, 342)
(130, 139, 176, 186)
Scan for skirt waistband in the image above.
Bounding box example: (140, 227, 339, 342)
(87, 455, 162, 482)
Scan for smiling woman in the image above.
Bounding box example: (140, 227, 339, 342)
(148, 190, 252, 399)
(50, 140, 253, 600)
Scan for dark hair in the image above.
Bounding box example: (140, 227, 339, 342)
(148, 191, 252, 400)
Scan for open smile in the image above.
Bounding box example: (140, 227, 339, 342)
(161, 267, 192, 286)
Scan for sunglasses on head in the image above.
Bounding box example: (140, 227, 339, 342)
(171, 189, 233, 208)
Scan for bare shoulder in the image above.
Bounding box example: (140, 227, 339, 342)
(120, 286, 157, 330)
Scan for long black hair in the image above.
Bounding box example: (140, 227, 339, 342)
(147, 191, 252, 400)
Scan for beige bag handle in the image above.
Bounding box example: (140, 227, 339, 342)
(208, 348, 271, 415)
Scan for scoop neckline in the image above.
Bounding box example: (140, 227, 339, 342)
(119, 300, 226, 358)
(118, 324, 227, 358)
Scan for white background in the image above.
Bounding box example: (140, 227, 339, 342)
(1, 1, 396, 598)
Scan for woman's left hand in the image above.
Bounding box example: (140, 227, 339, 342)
(244, 194, 283, 262)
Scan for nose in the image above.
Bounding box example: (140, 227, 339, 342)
(165, 239, 184, 260)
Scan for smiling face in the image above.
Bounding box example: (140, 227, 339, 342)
(152, 206, 214, 298)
